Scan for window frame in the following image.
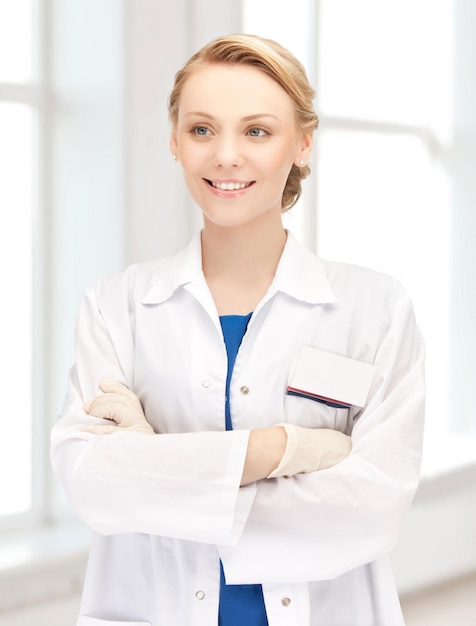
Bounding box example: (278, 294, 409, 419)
(0, 0, 51, 530)
(309, 0, 457, 449)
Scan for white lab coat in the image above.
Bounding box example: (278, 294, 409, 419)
(51, 231, 425, 626)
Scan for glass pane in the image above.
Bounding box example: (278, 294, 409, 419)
(0, 103, 33, 515)
(318, 0, 453, 127)
(0, 0, 33, 82)
(317, 129, 451, 441)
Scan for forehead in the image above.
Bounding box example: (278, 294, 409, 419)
(177, 63, 296, 121)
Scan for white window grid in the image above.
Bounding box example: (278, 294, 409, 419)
(0, 0, 50, 529)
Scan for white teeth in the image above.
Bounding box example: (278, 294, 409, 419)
(211, 181, 249, 190)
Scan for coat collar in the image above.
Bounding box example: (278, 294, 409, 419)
(140, 233, 204, 305)
(140, 230, 337, 306)
(272, 231, 337, 304)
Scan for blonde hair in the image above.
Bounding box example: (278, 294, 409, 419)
(168, 34, 319, 211)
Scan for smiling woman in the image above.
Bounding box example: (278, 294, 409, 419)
(51, 34, 425, 626)
(169, 62, 312, 233)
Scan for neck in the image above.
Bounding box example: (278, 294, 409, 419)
(200, 215, 287, 316)
(201, 217, 287, 281)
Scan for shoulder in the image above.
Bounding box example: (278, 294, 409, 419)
(315, 259, 421, 359)
(283, 232, 406, 310)
(88, 235, 201, 307)
(320, 257, 404, 299)
(316, 257, 415, 335)
(89, 258, 167, 303)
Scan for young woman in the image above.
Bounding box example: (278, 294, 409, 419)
(51, 34, 425, 626)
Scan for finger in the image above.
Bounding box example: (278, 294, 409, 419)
(83, 394, 113, 414)
(82, 398, 95, 413)
(83, 395, 124, 419)
(83, 379, 128, 413)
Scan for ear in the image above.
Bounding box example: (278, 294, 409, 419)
(294, 132, 313, 167)
(169, 131, 179, 162)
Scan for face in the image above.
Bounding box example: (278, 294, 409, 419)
(170, 63, 312, 230)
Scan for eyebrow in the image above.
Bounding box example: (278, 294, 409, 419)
(183, 111, 281, 123)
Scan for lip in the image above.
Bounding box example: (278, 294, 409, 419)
(204, 178, 255, 198)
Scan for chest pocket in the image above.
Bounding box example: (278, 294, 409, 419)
(283, 391, 351, 434)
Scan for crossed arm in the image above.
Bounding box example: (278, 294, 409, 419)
(83, 379, 352, 485)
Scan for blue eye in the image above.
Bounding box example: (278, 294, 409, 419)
(194, 126, 209, 136)
(248, 127, 267, 137)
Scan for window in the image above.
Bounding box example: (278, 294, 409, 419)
(314, 0, 453, 452)
(0, 0, 39, 521)
(0, 0, 471, 528)
(243, 0, 473, 464)
(0, 0, 127, 529)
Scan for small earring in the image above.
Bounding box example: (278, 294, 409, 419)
(172, 154, 177, 160)
(299, 159, 306, 167)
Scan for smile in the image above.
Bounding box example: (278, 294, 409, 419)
(207, 180, 254, 191)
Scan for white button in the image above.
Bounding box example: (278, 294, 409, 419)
(201, 380, 212, 389)
(240, 385, 250, 395)
(281, 597, 291, 607)
(195, 590, 205, 600)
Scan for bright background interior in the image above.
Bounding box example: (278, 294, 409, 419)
(0, 0, 475, 621)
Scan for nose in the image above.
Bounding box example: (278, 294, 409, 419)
(213, 133, 244, 168)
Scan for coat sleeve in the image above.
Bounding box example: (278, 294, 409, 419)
(50, 280, 255, 546)
(218, 283, 425, 584)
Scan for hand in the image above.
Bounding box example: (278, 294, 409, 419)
(267, 424, 351, 478)
(240, 426, 287, 486)
(82, 379, 155, 435)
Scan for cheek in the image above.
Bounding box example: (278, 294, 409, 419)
(178, 158, 208, 202)
(263, 139, 297, 172)
(264, 153, 295, 184)
(178, 144, 196, 166)
(180, 145, 211, 176)
(181, 169, 204, 200)
(176, 134, 200, 162)
(178, 150, 204, 182)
